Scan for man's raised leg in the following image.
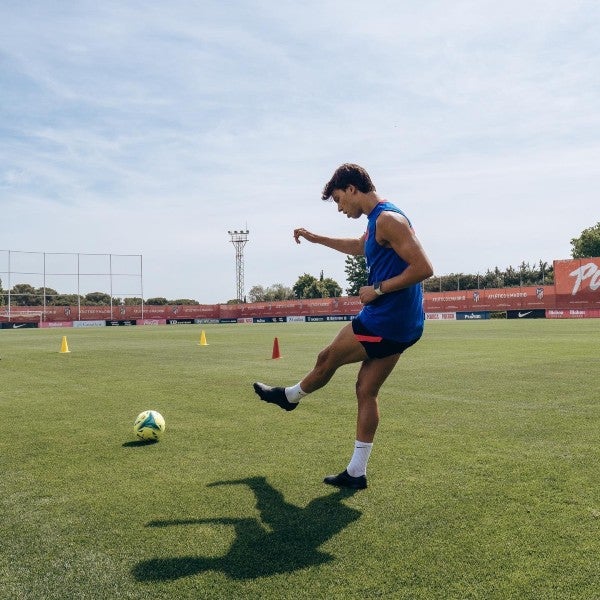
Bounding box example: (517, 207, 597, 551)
(253, 323, 367, 411)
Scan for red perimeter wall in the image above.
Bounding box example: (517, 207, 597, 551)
(3, 258, 600, 322)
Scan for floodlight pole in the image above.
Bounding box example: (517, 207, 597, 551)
(228, 229, 250, 302)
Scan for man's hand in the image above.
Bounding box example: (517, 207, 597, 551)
(293, 228, 319, 244)
(358, 285, 379, 305)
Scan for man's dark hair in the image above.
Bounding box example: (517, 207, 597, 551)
(321, 163, 376, 200)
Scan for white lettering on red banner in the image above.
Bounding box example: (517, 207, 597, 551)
(569, 263, 600, 295)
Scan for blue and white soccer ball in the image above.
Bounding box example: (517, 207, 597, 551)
(133, 410, 166, 442)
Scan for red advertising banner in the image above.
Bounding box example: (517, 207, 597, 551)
(233, 297, 362, 319)
(3, 258, 600, 324)
(546, 309, 600, 319)
(423, 286, 554, 312)
(554, 258, 600, 309)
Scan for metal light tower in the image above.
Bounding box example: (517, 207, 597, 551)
(228, 229, 249, 302)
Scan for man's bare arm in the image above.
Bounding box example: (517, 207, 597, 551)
(294, 228, 365, 256)
(358, 213, 433, 305)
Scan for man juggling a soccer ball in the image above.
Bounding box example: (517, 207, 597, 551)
(253, 163, 433, 489)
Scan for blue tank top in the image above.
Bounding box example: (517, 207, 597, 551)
(358, 201, 424, 342)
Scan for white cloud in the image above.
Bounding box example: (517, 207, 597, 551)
(1, 1, 598, 302)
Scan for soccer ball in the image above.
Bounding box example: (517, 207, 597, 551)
(133, 410, 166, 442)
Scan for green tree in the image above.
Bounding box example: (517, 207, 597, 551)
(248, 285, 267, 303)
(146, 297, 169, 305)
(303, 280, 330, 298)
(321, 277, 342, 297)
(504, 265, 519, 287)
(10, 283, 40, 306)
(265, 284, 295, 301)
(170, 299, 199, 305)
(423, 260, 555, 292)
(52, 294, 83, 306)
(293, 274, 318, 299)
(249, 284, 295, 302)
(571, 222, 600, 258)
(293, 273, 342, 299)
(490, 267, 505, 288)
(0, 277, 4, 306)
(538, 260, 554, 285)
(344, 255, 368, 296)
(37, 287, 58, 304)
(83, 292, 112, 305)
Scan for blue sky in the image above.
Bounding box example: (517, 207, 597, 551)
(1, 1, 599, 302)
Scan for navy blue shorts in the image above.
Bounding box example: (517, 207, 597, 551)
(352, 316, 421, 359)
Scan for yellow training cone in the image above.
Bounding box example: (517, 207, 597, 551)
(60, 336, 71, 353)
(199, 330, 208, 346)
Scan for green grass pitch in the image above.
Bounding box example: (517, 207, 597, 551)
(1, 320, 599, 599)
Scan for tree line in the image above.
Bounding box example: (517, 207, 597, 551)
(2, 222, 598, 306)
(0, 283, 199, 307)
(425, 222, 600, 292)
(346, 257, 556, 294)
(423, 260, 554, 292)
(247, 271, 342, 303)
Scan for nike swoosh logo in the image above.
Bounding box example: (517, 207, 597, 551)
(12, 324, 26, 328)
(518, 311, 532, 318)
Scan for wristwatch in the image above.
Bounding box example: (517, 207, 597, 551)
(373, 281, 385, 296)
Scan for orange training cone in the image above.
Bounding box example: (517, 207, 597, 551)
(60, 336, 71, 353)
(199, 330, 208, 346)
(271, 337, 281, 359)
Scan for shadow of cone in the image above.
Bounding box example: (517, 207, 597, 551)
(60, 336, 70, 353)
(272, 337, 281, 359)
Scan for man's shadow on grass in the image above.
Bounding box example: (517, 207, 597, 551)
(132, 476, 361, 581)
